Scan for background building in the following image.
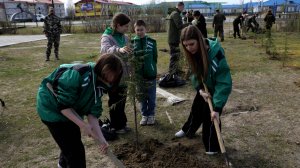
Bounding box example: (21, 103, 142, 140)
(0, 0, 64, 21)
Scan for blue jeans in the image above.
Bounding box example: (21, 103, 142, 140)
(138, 79, 156, 117)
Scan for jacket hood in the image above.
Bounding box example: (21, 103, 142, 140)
(207, 38, 224, 59)
(103, 27, 113, 35)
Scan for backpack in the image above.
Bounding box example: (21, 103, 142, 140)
(158, 73, 186, 88)
(98, 117, 118, 141)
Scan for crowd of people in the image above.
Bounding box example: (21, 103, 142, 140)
(37, 3, 277, 167)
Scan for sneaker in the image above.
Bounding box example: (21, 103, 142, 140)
(57, 163, 65, 168)
(45, 59, 50, 61)
(205, 151, 218, 155)
(175, 130, 185, 138)
(147, 116, 155, 125)
(140, 116, 148, 126)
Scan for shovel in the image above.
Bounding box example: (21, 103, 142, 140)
(203, 84, 232, 167)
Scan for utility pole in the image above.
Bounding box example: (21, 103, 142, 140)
(2, 0, 8, 22)
(52, 0, 54, 7)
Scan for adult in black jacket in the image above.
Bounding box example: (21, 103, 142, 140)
(192, 10, 207, 38)
(264, 10, 276, 30)
(233, 14, 243, 38)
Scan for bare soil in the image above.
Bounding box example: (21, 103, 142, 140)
(113, 138, 228, 168)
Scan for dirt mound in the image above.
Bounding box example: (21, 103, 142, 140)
(113, 138, 226, 168)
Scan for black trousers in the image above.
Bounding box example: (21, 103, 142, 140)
(233, 24, 241, 38)
(168, 43, 181, 75)
(181, 92, 221, 152)
(42, 120, 86, 168)
(108, 86, 127, 130)
(214, 25, 224, 41)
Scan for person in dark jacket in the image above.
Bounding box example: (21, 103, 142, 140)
(36, 53, 123, 168)
(192, 10, 208, 38)
(167, 2, 189, 77)
(132, 20, 158, 126)
(100, 13, 132, 134)
(175, 25, 232, 155)
(44, 7, 62, 61)
(247, 14, 259, 32)
(264, 10, 276, 30)
(233, 14, 243, 38)
(212, 9, 226, 42)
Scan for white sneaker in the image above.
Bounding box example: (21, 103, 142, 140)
(205, 151, 218, 155)
(175, 130, 185, 138)
(147, 116, 155, 125)
(57, 163, 64, 168)
(140, 116, 148, 126)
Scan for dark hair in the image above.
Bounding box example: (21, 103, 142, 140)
(180, 25, 209, 81)
(134, 20, 146, 28)
(193, 10, 201, 17)
(216, 9, 220, 12)
(111, 13, 131, 29)
(94, 53, 123, 85)
(177, 2, 184, 6)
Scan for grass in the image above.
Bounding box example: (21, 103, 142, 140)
(0, 32, 300, 167)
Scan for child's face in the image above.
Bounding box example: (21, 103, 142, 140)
(182, 39, 199, 54)
(116, 23, 129, 34)
(134, 25, 146, 38)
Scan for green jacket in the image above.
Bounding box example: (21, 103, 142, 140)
(167, 8, 186, 44)
(131, 35, 157, 79)
(191, 38, 232, 112)
(36, 63, 108, 122)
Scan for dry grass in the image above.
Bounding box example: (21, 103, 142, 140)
(0, 32, 299, 167)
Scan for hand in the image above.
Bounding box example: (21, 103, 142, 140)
(211, 111, 220, 123)
(119, 46, 133, 54)
(80, 123, 94, 137)
(199, 89, 211, 102)
(98, 141, 109, 154)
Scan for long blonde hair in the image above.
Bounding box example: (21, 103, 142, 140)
(180, 25, 209, 81)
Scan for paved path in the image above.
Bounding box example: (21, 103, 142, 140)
(0, 34, 71, 47)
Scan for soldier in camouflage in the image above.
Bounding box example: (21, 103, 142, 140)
(44, 7, 62, 61)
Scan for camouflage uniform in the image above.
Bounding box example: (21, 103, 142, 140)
(212, 11, 226, 41)
(44, 13, 62, 60)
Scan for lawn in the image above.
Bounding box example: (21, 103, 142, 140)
(0, 32, 299, 167)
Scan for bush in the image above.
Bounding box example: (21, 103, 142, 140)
(0, 22, 17, 34)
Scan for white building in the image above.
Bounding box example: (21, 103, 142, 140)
(0, 0, 64, 21)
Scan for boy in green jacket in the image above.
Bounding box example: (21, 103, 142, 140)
(132, 20, 158, 125)
(36, 53, 123, 167)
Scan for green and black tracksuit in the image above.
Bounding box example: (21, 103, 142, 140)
(181, 38, 232, 153)
(36, 63, 108, 167)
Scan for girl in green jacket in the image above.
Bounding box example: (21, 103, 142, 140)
(36, 53, 123, 167)
(100, 13, 132, 134)
(175, 25, 232, 155)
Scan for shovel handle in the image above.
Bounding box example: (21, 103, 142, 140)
(203, 84, 226, 154)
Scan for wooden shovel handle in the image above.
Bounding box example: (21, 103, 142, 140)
(203, 84, 227, 154)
